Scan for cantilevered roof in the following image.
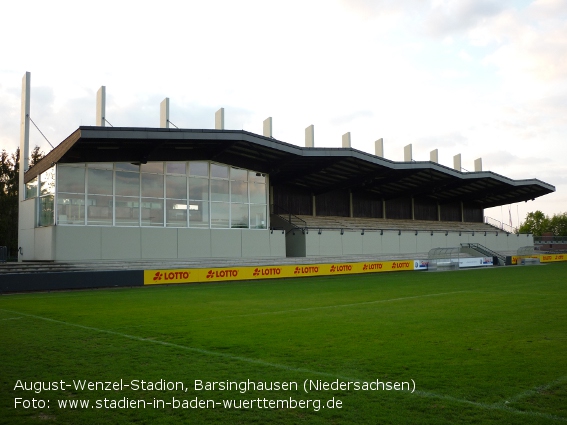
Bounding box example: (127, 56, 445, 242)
(25, 126, 555, 209)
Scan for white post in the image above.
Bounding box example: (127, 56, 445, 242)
(342, 132, 351, 148)
(430, 149, 438, 163)
(312, 193, 316, 216)
(474, 158, 482, 172)
(404, 144, 412, 162)
(305, 125, 314, 147)
(375, 138, 384, 157)
(96, 86, 106, 126)
(215, 108, 224, 130)
(453, 154, 462, 171)
(263, 117, 272, 137)
(160, 98, 169, 128)
(18, 72, 31, 262)
(411, 197, 415, 220)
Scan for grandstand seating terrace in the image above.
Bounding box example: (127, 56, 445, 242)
(292, 215, 502, 233)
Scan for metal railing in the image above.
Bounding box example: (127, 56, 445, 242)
(484, 216, 517, 234)
(461, 242, 506, 263)
(0, 246, 7, 263)
(272, 205, 307, 230)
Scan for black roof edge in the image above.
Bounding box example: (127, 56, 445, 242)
(24, 126, 556, 197)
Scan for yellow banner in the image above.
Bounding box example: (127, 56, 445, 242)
(511, 254, 567, 264)
(540, 253, 567, 263)
(144, 260, 416, 285)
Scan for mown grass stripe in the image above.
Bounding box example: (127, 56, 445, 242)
(180, 291, 472, 322)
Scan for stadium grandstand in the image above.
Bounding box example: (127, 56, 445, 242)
(16, 77, 555, 265)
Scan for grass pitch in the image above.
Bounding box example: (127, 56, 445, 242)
(1, 263, 566, 424)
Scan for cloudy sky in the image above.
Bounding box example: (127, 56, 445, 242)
(1, 0, 565, 226)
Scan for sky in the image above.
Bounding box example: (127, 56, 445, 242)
(1, 0, 565, 227)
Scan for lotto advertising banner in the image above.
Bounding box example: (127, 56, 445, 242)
(144, 260, 417, 285)
(510, 253, 566, 265)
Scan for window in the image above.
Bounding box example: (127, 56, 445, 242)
(38, 168, 55, 227)
(53, 161, 268, 229)
(25, 178, 38, 199)
(88, 168, 113, 195)
(39, 168, 55, 196)
(211, 180, 229, 202)
(210, 163, 228, 179)
(57, 165, 85, 225)
(116, 171, 140, 197)
(189, 161, 208, 177)
(166, 162, 186, 175)
(58, 166, 85, 193)
(86, 166, 113, 225)
(87, 194, 112, 225)
(166, 175, 187, 227)
(141, 162, 163, 174)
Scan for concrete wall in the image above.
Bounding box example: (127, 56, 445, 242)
(19, 199, 36, 261)
(29, 225, 532, 261)
(34, 226, 54, 261)
(293, 229, 533, 257)
(47, 226, 285, 261)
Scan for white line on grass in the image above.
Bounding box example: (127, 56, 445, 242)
(496, 375, 567, 406)
(0, 317, 22, 321)
(184, 291, 473, 322)
(0, 308, 361, 380)
(414, 389, 567, 422)
(103, 291, 472, 330)
(2, 307, 566, 421)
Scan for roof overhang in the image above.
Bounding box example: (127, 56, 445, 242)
(25, 126, 555, 209)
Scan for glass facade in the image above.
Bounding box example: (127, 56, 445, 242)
(48, 161, 268, 229)
(38, 168, 55, 226)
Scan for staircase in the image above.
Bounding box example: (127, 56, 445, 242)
(272, 205, 307, 233)
(461, 243, 506, 265)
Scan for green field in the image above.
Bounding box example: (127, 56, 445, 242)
(1, 263, 566, 424)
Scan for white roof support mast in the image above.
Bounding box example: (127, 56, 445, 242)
(160, 98, 169, 128)
(18, 71, 31, 262)
(96, 86, 106, 126)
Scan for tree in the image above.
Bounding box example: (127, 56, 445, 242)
(549, 213, 567, 236)
(0, 146, 44, 259)
(30, 146, 45, 168)
(0, 148, 19, 258)
(519, 210, 567, 236)
(518, 211, 550, 236)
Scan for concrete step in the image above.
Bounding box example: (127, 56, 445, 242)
(0, 253, 435, 275)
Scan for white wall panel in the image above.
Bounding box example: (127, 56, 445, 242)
(242, 230, 271, 258)
(34, 227, 54, 261)
(102, 227, 141, 260)
(55, 226, 102, 260)
(342, 231, 363, 255)
(211, 229, 242, 257)
(141, 228, 178, 259)
(178, 228, 211, 258)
